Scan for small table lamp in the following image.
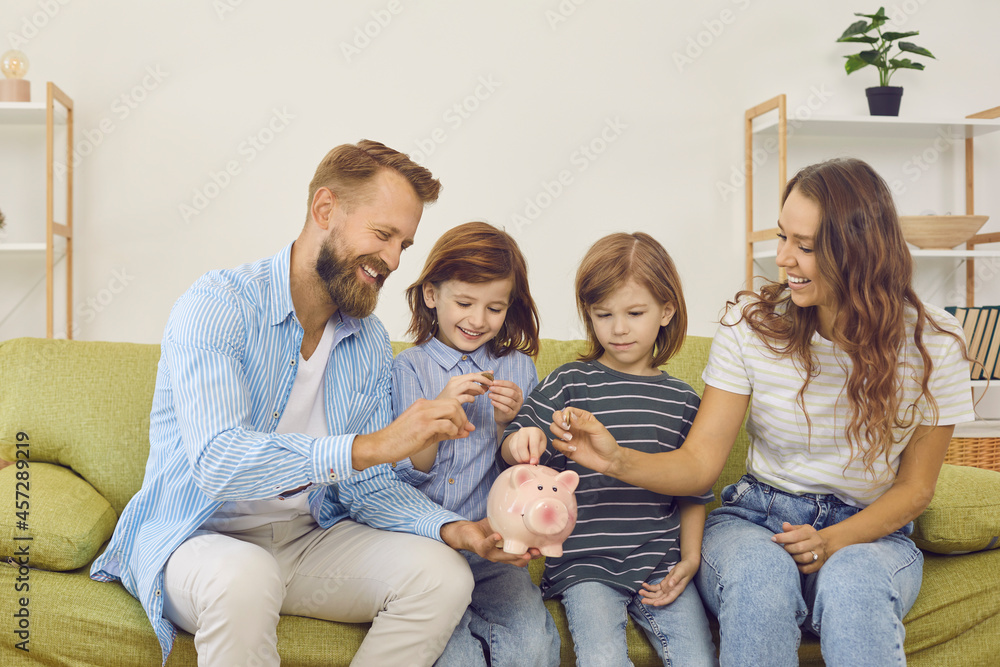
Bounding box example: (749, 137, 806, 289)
(0, 50, 30, 102)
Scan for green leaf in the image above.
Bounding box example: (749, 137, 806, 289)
(889, 58, 926, 70)
(855, 7, 888, 21)
(898, 42, 935, 58)
(838, 20, 870, 41)
(882, 31, 919, 41)
(862, 7, 889, 29)
(839, 35, 879, 44)
(858, 50, 882, 65)
(844, 54, 871, 74)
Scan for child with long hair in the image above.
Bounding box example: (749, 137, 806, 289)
(392, 221, 559, 667)
(548, 158, 975, 665)
(501, 232, 717, 667)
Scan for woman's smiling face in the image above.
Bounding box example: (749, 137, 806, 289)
(776, 186, 836, 338)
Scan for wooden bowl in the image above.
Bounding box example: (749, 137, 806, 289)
(899, 215, 989, 249)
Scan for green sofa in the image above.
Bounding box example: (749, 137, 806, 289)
(1, 336, 998, 666)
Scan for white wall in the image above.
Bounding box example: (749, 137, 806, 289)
(2, 0, 999, 348)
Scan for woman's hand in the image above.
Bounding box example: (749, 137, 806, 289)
(772, 521, 828, 574)
(489, 377, 523, 427)
(435, 372, 490, 404)
(638, 559, 698, 607)
(549, 407, 623, 475)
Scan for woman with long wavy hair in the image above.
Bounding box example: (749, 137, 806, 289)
(545, 158, 974, 665)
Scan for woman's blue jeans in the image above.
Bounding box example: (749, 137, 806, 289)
(695, 475, 924, 667)
(560, 578, 717, 667)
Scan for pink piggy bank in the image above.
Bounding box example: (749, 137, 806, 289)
(487, 464, 579, 557)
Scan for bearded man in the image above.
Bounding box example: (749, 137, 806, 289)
(91, 141, 528, 667)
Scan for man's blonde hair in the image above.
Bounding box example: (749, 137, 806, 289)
(306, 139, 441, 219)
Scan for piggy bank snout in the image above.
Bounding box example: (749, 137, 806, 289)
(522, 498, 570, 536)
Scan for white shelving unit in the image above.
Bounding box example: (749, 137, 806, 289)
(0, 243, 47, 252)
(0, 84, 74, 338)
(750, 113, 1000, 140)
(744, 95, 1000, 306)
(754, 247, 1000, 261)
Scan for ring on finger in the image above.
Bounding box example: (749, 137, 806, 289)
(810, 550, 819, 562)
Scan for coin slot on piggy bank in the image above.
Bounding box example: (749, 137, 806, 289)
(486, 464, 578, 557)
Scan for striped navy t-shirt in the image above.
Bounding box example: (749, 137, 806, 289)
(503, 360, 713, 598)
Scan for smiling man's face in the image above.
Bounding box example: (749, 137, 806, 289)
(315, 169, 422, 318)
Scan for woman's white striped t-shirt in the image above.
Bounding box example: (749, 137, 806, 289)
(703, 299, 974, 507)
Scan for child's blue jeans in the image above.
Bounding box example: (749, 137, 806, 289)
(560, 577, 717, 667)
(695, 474, 923, 667)
(435, 552, 560, 667)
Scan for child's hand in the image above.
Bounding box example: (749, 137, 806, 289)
(506, 427, 548, 465)
(638, 559, 698, 607)
(489, 378, 523, 426)
(436, 372, 491, 404)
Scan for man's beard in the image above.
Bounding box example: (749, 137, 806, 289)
(315, 232, 389, 319)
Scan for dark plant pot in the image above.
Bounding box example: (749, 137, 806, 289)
(866, 86, 903, 116)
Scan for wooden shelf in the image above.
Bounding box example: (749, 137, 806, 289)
(0, 102, 68, 125)
(0, 243, 47, 252)
(0, 84, 74, 338)
(0, 239, 67, 254)
(753, 247, 1000, 261)
(751, 114, 1000, 140)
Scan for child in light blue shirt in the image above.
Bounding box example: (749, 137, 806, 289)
(392, 221, 559, 667)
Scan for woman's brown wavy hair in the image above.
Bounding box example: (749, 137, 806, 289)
(576, 232, 687, 369)
(729, 157, 963, 480)
(405, 221, 540, 357)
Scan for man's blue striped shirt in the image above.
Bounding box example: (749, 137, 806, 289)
(90, 242, 462, 663)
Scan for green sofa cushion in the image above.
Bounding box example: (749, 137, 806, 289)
(0, 338, 161, 517)
(912, 464, 1000, 554)
(0, 462, 117, 571)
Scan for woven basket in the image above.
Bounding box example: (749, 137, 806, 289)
(945, 437, 1000, 472)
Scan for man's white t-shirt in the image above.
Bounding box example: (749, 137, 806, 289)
(200, 316, 338, 532)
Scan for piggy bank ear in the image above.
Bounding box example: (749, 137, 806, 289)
(511, 466, 535, 488)
(554, 470, 579, 493)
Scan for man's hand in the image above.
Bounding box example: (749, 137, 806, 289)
(549, 407, 623, 475)
(440, 518, 538, 566)
(352, 397, 474, 470)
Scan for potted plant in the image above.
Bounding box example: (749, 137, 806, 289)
(836, 6, 935, 116)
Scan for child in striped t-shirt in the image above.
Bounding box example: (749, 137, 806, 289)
(501, 232, 717, 667)
(392, 221, 560, 667)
